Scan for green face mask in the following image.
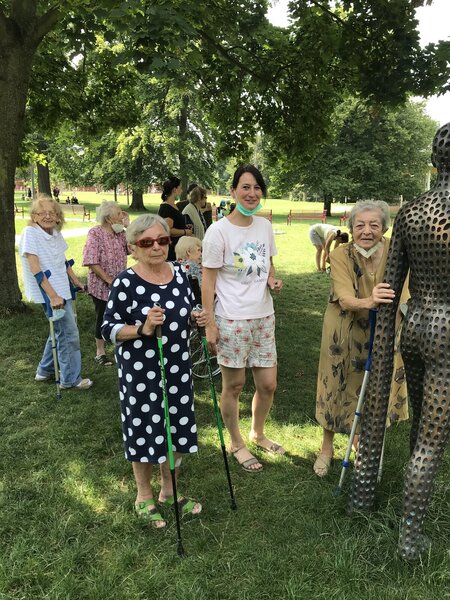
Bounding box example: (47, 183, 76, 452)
(236, 202, 263, 217)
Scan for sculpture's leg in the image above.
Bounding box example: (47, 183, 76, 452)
(349, 393, 388, 512)
(401, 349, 425, 455)
(399, 367, 450, 561)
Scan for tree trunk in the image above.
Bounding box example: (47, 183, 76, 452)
(0, 3, 60, 309)
(129, 156, 146, 211)
(37, 140, 51, 195)
(178, 95, 189, 202)
(0, 32, 37, 308)
(323, 193, 333, 217)
(130, 189, 145, 211)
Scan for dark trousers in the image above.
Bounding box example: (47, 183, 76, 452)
(92, 296, 107, 340)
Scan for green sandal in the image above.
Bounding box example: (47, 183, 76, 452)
(161, 495, 202, 516)
(135, 499, 166, 528)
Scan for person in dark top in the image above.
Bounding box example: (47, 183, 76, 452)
(176, 182, 198, 213)
(158, 176, 193, 261)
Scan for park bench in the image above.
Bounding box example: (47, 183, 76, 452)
(258, 209, 273, 222)
(62, 203, 91, 221)
(339, 211, 348, 226)
(286, 209, 327, 225)
(14, 203, 25, 217)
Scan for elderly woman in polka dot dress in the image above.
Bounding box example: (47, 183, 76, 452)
(102, 214, 207, 529)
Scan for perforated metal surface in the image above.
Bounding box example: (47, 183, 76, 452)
(349, 123, 450, 561)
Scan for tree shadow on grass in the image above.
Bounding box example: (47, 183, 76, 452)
(2, 288, 450, 599)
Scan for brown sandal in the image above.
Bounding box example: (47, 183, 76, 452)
(231, 447, 264, 473)
(313, 453, 333, 477)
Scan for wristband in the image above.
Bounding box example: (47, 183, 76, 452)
(137, 323, 152, 338)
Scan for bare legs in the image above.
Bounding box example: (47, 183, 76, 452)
(132, 453, 201, 527)
(249, 366, 283, 452)
(220, 364, 280, 470)
(313, 428, 359, 477)
(132, 461, 166, 528)
(95, 336, 107, 358)
(315, 245, 325, 271)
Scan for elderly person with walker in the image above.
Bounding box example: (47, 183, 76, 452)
(202, 165, 283, 473)
(18, 194, 92, 390)
(313, 200, 409, 477)
(82, 201, 129, 366)
(101, 214, 207, 529)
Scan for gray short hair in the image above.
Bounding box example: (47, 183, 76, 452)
(126, 214, 170, 244)
(96, 201, 122, 225)
(175, 235, 202, 259)
(348, 200, 390, 233)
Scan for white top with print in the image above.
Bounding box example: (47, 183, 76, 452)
(202, 216, 277, 319)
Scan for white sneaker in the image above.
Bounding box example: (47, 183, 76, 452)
(60, 378, 93, 390)
(35, 374, 50, 381)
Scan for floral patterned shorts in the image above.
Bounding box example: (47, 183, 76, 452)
(215, 315, 277, 369)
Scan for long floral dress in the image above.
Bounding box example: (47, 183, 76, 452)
(315, 240, 409, 434)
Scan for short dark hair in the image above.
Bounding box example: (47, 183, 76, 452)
(231, 165, 267, 197)
(187, 182, 198, 194)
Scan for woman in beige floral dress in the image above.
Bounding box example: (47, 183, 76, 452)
(314, 200, 409, 476)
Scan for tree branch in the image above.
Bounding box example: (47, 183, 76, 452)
(34, 4, 61, 44)
(305, 1, 347, 27)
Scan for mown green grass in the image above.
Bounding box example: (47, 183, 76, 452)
(2, 213, 449, 599)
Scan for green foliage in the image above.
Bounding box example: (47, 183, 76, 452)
(301, 98, 438, 202)
(264, 98, 438, 202)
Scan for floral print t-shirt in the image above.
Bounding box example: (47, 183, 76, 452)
(202, 216, 277, 320)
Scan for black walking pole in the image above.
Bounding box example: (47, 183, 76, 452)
(34, 270, 62, 401)
(194, 304, 237, 511)
(155, 306, 186, 557)
(334, 308, 377, 496)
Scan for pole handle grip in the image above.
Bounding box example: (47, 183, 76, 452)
(154, 302, 162, 338)
(65, 258, 82, 299)
(193, 303, 205, 337)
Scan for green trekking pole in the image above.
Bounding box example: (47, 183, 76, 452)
(194, 305, 237, 511)
(155, 305, 185, 557)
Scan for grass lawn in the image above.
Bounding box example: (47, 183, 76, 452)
(2, 207, 449, 599)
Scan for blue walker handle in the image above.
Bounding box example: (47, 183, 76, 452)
(65, 259, 82, 300)
(34, 270, 54, 318)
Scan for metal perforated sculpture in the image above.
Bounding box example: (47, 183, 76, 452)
(349, 122, 450, 561)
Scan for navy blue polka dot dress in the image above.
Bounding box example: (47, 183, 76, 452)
(102, 263, 198, 464)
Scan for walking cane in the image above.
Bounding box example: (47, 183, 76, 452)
(194, 304, 237, 511)
(334, 309, 377, 496)
(154, 304, 185, 557)
(65, 259, 83, 323)
(34, 270, 62, 401)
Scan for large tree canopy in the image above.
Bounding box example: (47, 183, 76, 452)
(298, 99, 438, 203)
(1, 0, 449, 308)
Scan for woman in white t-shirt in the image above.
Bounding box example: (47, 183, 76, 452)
(19, 195, 92, 390)
(309, 223, 349, 272)
(202, 165, 283, 473)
